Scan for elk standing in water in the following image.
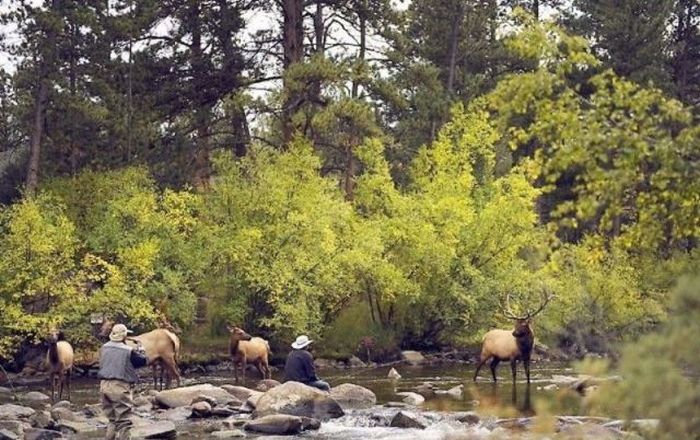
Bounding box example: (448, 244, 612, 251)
(473, 291, 553, 384)
(227, 325, 271, 383)
(46, 330, 74, 401)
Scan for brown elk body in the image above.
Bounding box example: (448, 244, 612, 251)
(46, 331, 74, 401)
(227, 326, 271, 383)
(473, 292, 552, 384)
(130, 329, 181, 389)
(100, 320, 181, 389)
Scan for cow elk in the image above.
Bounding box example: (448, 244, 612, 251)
(227, 325, 271, 383)
(46, 330, 74, 401)
(100, 319, 181, 389)
(473, 290, 553, 384)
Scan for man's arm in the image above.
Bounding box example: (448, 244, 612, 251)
(304, 351, 319, 382)
(130, 345, 148, 368)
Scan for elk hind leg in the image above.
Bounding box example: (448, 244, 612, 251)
(489, 358, 501, 382)
(473, 356, 489, 382)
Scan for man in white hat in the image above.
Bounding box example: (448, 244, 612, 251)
(98, 323, 148, 440)
(283, 335, 330, 391)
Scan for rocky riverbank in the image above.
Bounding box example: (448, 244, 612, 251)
(0, 376, 656, 439)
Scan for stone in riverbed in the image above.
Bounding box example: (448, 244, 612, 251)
(0, 428, 20, 440)
(221, 385, 261, 402)
(23, 428, 64, 440)
(558, 423, 622, 440)
(130, 420, 177, 439)
(210, 429, 246, 438)
(401, 351, 426, 366)
(57, 419, 98, 434)
(387, 368, 401, 379)
(347, 356, 366, 368)
(0, 404, 35, 419)
(329, 383, 376, 409)
(155, 384, 240, 408)
(190, 401, 212, 418)
(454, 411, 480, 425)
(0, 421, 25, 439)
(390, 411, 427, 429)
(396, 392, 424, 406)
(255, 379, 281, 392)
(244, 414, 304, 435)
(20, 392, 50, 404)
(29, 411, 53, 429)
(50, 407, 79, 422)
(253, 381, 344, 420)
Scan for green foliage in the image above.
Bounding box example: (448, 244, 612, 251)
(590, 276, 700, 439)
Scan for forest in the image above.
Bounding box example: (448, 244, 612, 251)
(0, 1, 698, 432)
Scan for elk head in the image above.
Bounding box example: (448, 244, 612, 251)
(501, 289, 554, 338)
(226, 325, 252, 342)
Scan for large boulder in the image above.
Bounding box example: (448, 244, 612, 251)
(255, 379, 281, 392)
(130, 420, 177, 439)
(0, 404, 35, 420)
(0, 428, 20, 440)
(254, 381, 344, 420)
(330, 384, 376, 409)
(244, 414, 304, 435)
(155, 384, 240, 408)
(221, 385, 261, 402)
(401, 351, 426, 366)
(190, 401, 212, 418)
(20, 392, 50, 405)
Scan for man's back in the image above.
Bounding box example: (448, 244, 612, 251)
(283, 349, 317, 383)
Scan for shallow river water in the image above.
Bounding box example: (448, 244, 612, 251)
(7, 362, 593, 439)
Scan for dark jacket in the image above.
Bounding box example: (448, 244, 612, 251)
(283, 349, 319, 383)
(98, 341, 148, 383)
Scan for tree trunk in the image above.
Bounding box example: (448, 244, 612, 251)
(281, 0, 304, 145)
(26, 79, 48, 196)
(446, 2, 464, 94)
(188, 0, 210, 187)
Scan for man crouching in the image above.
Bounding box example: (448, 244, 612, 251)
(98, 323, 148, 440)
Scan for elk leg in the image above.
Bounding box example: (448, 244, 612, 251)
(162, 354, 180, 389)
(510, 359, 517, 384)
(241, 358, 247, 384)
(50, 372, 56, 402)
(66, 368, 71, 401)
(489, 358, 500, 382)
(524, 358, 531, 383)
(473, 357, 488, 381)
(233, 361, 239, 384)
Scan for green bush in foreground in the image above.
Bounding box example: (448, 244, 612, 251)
(591, 276, 700, 439)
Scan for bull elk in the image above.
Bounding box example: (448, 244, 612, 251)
(45, 330, 74, 401)
(227, 325, 271, 383)
(473, 290, 553, 384)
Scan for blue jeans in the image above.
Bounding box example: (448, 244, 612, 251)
(306, 380, 330, 391)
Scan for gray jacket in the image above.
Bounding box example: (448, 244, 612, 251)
(98, 341, 148, 383)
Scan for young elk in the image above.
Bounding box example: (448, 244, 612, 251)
(227, 325, 272, 383)
(46, 330, 74, 401)
(473, 291, 553, 384)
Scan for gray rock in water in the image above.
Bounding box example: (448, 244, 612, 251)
(300, 416, 321, 430)
(396, 392, 425, 406)
(211, 406, 237, 417)
(455, 411, 480, 425)
(0, 421, 25, 439)
(254, 381, 344, 420)
(255, 379, 281, 392)
(387, 368, 401, 380)
(0, 388, 13, 397)
(347, 356, 367, 368)
(50, 407, 78, 422)
(330, 383, 377, 410)
(0, 428, 19, 440)
(20, 392, 50, 404)
(384, 401, 410, 408)
(222, 416, 248, 429)
(130, 420, 177, 439)
(154, 406, 191, 423)
(400, 351, 426, 366)
(191, 394, 217, 406)
(0, 404, 35, 419)
(155, 384, 240, 408)
(23, 428, 64, 440)
(559, 423, 623, 440)
(414, 382, 435, 397)
(445, 384, 463, 398)
(57, 419, 98, 434)
(29, 411, 53, 429)
(244, 414, 303, 435)
(221, 385, 260, 402)
(191, 401, 212, 418)
(244, 392, 263, 410)
(210, 429, 246, 438)
(49, 402, 70, 411)
(390, 411, 427, 429)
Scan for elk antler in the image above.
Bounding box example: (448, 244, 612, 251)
(525, 289, 554, 319)
(501, 293, 529, 320)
